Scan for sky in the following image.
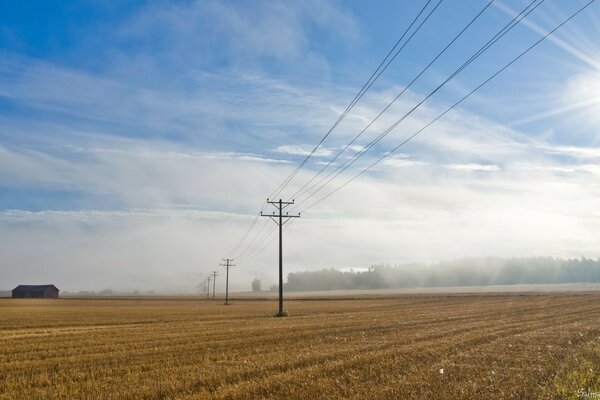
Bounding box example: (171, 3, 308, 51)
(1, 0, 599, 292)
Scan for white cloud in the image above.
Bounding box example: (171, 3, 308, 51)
(537, 144, 600, 159)
(535, 164, 600, 175)
(113, 0, 359, 76)
(382, 156, 429, 168)
(0, 142, 299, 214)
(274, 145, 333, 157)
(445, 163, 502, 172)
(0, 55, 352, 149)
(348, 144, 366, 152)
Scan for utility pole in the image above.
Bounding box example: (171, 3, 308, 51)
(211, 270, 219, 300)
(261, 198, 300, 317)
(220, 258, 236, 305)
(206, 276, 212, 300)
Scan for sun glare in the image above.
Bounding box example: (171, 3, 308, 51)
(563, 70, 600, 125)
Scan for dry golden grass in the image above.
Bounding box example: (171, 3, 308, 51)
(0, 294, 598, 399)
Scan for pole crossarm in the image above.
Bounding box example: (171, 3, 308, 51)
(266, 198, 295, 205)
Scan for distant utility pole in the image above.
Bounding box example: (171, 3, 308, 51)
(211, 270, 219, 300)
(261, 198, 300, 317)
(206, 276, 212, 300)
(220, 258, 236, 305)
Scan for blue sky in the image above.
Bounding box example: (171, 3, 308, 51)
(1, 0, 599, 291)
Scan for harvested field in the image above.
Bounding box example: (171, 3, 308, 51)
(0, 294, 599, 399)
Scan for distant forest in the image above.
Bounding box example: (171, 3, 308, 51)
(283, 257, 600, 292)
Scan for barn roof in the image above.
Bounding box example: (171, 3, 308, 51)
(12, 284, 59, 292)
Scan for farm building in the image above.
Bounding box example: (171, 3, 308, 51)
(12, 285, 60, 299)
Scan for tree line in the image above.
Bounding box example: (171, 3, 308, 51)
(283, 257, 600, 292)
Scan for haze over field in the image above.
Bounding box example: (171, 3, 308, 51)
(1, 1, 600, 292)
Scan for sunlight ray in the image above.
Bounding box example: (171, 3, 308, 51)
(510, 96, 600, 127)
(494, 1, 600, 70)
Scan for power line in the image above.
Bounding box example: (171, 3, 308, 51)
(291, 0, 543, 208)
(233, 0, 445, 262)
(234, 218, 272, 260)
(236, 219, 297, 265)
(236, 0, 510, 265)
(268, 0, 443, 201)
(289, 0, 496, 201)
(236, 223, 277, 263)
(229, 211, 262, 257)
(299, 0, 598, 213)
(231, 0, 595, 269)
(289, 0, 545, 211)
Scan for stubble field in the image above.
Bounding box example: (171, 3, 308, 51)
(0, 294, 599, 399)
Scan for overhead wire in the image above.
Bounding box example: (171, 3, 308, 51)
(237, 219, 297, 264)
(229, 210, 263, 256)
(268, 0, 442, 201)
(234, 217, 272, 260)
(236, 224, 278, 263)
(237, 0, 535, 262)
(288, 0, 545, 212)
(289, 0, 496, 201)
(232, 0, 443, 262)
(298, 0, 598, 214)
(233, 0, 597, 265)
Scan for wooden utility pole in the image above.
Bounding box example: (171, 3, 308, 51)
(220, 258, 236, 305)
(205, 276, 212, 300)
(211, 270, 219, 300)
(261, 199, 300, 317)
